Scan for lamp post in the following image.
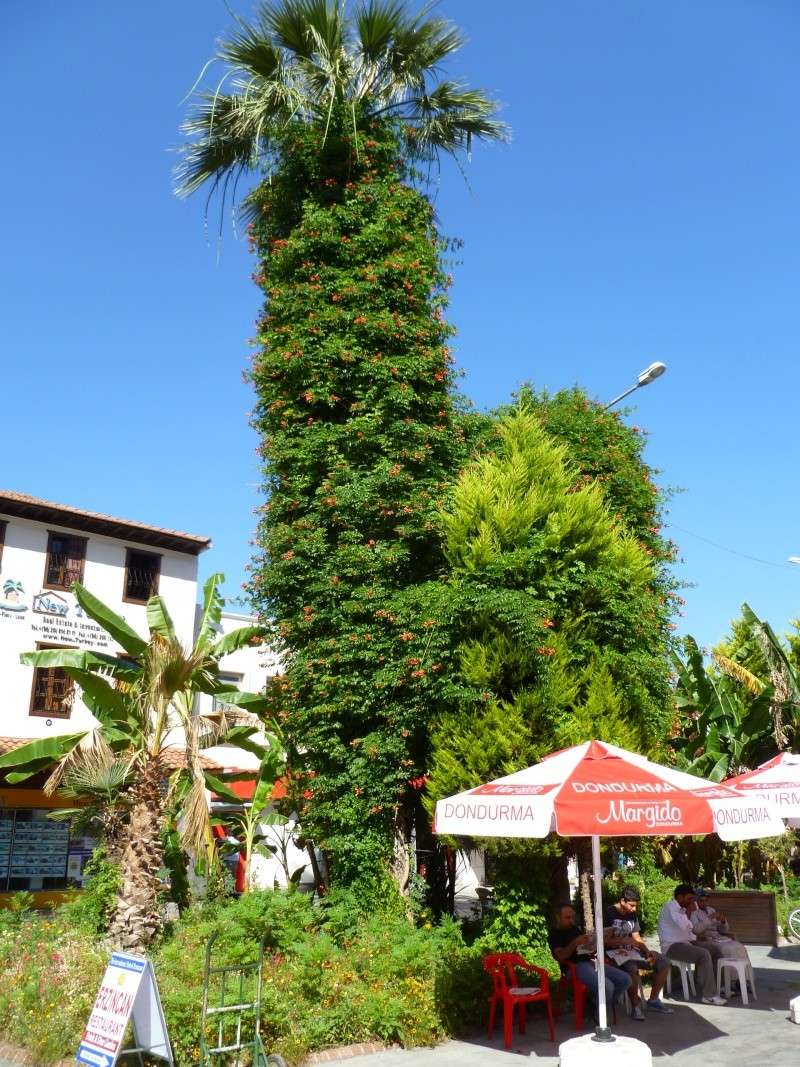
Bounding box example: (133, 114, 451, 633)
(603, 361, 667, 410)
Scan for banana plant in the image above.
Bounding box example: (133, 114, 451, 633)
(0, 573, 271, 951)
(212, 730, 289, 893)
(670, 636, 775, 780)
(737, 603, 800, 748)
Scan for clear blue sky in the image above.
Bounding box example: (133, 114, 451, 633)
(4, 1, 799, 647)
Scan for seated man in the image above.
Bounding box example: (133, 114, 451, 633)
(603, 885, 673, 1019)
(549, 902, 632, 1019)
(692, 888, 730, 936)
(657, 883, 726, 1005)
(688, 894, 750, 964)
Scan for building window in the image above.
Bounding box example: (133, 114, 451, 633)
(0, 520, 6, 570)
(44, 531, 87, 590)
(213, 673, 244, 712)
(124, 548, 161, 603)
(29, 644, 75, 719)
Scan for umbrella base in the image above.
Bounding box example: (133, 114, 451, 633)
(559, 1034, 652, 1066)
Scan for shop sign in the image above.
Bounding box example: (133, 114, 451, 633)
(76, 952, 172, 1067)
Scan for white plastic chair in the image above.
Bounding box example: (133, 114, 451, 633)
(717, 958, 757, 1005)
(666, 959, 696, 1000)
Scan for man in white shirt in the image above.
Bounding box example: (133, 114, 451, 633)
(657, 884, 726, 1005)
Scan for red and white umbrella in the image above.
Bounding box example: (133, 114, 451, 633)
(435, 740, 785, 841)
(434, 740, 783, 1044)
(724, 751, 800, 824)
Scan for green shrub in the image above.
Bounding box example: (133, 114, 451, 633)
(0, 890, 491, 1065)
(473, 859, 560, 981)
(775, 886, 800, 937)
(59, 848, 121, 934)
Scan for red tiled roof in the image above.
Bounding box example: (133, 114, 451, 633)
(0, 490, 211, 555)
(0, 736, 220, 770)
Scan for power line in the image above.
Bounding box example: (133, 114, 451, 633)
(666, 523, 794, 570)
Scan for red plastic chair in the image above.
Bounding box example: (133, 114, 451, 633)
(555, 962, 589, 1030)
(554, 962, 617, 1031)
(483, 952, 555, 1048)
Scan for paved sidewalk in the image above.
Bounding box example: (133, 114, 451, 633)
(334, 945, 800, 1067)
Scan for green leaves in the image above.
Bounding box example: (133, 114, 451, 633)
(427, 397, 676, 813)
(0, 733, 87, 783)
(195, 572, 225, 652)
(73, 583, 147, 657)
(210, 626, 266, 659)
(241, 117, 472, 877)
(671, 634, 777, 779)
(20, 647, 140, 680)
(146, 596, 177, 642)
(177, 0, 507, 209)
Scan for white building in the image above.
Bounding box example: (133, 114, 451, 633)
(0, 490, 305, 901)
(0, 491, 213, 900)
(0, 490, 208, 739)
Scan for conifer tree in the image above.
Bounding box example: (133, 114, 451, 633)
(426, 403, 673, 805)
(424, 403, 674, 930)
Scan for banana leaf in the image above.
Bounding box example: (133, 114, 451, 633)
(203, 771, 243, 804)
(0, 732, 86, 770)
(210, 626, 266, 659)
(73, 583, 147, 657)
(146, 596, 177, 642)
(213, 689, 270, 713)
(63, 669, 130, 721)
(223, 725, 269, 759)
(20, 648, 139, 679)
(194, 573, 225, 653)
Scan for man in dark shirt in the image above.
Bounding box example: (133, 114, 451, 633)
(603, 886, 673, 1019)
(549, 903, 631, 1017)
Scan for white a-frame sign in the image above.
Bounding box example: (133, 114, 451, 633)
(76, 952, 173, 1067)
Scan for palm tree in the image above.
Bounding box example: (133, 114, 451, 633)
(47, 760, 133, 863)
(176, 0, 507, 210)
(177, 1, 506, 893)
(0, 574, 270, 950)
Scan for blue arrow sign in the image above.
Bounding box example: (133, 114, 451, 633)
(76, 1041, 114, 1067)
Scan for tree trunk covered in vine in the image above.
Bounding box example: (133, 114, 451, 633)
(248, 115, 469, 890)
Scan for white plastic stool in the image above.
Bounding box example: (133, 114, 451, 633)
(716, 958, 756, 1005)
(666, 959, 696, 1000)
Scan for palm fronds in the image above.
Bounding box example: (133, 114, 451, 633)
(177, 0, 508, 204)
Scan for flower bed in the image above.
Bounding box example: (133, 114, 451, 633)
(0, 891, 486, 1066)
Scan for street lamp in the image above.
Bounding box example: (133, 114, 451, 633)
(603, 361, 667, 410)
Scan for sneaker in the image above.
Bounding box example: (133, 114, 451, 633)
(632, 1004, 645, 1021)
(702, 996, 727, 1006)
(646, 999, 674, 1014)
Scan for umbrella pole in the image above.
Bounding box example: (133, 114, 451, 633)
(591, 835, 614, 1043)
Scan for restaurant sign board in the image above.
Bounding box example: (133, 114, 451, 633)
(76, 952, 172, 1067)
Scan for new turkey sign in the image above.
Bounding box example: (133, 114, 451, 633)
(435, 740, 784, 840)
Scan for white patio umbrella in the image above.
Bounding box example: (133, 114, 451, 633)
(724, 752, 800, 826)
(434, 740, 784, 1064)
